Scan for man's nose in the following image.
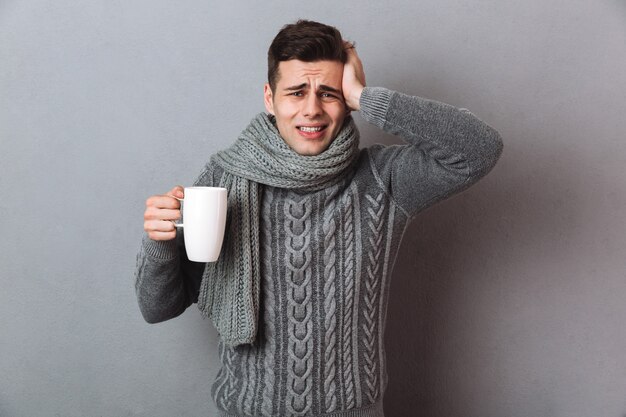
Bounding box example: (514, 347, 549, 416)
(303, 94, 323, 118)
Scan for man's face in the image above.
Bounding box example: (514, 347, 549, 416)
(264, 59, 347, 156)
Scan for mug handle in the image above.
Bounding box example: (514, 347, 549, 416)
(172, 196, 184, 228)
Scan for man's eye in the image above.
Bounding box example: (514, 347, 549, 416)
(321, 93, 338, 99)
(290, 91, 303, 97)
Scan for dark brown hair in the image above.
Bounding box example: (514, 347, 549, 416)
(267, 20, 347, 92)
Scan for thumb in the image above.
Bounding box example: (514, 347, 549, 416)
(168, 185, 184, 199)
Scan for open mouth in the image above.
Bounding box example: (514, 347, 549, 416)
(297, 125, 327, 133)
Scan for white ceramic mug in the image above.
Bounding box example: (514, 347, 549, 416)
(173, 186, 227, 262)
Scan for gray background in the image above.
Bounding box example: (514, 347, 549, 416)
(1, 1, 625, 416)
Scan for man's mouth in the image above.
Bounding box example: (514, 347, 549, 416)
(297, 125, 327, 133)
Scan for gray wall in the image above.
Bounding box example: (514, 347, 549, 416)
(1, 1, 625, 416)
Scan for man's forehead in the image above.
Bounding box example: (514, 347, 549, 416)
(276, 59, 343, 87)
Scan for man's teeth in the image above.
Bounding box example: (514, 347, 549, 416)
(299, 126, 324, 132)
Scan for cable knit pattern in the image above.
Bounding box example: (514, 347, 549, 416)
(238, 345, 256, 415)
(322, 185, 339, 413)
(260, 187, 277, 417)
(362, 193, 385, 404)
(213, 341, 238, 411)
(341, 188, 358, 410)
(284, 196, 314, 416)
(135, 87, 503, 417)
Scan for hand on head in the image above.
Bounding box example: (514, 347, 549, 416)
(342, 40, 366, 112)
(144, 186, 184, 241)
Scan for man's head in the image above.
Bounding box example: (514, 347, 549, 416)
(264, 20, 349, 156)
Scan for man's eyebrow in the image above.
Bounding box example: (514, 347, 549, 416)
(319, 85, 341, 94)
(284, 83, 308, 91)
(283, 83, 342, 94)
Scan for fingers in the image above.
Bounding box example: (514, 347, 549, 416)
(145, 193, 182, 210)
(144, 217, 177, 241)
(144, 219, 176, 232)
(144, 207, 181, 221)
(343, 40, 361, 62)
(147, 230, 177, 241)
(341, 39, 366, 111)
(346, 43, 365, 83)
(143, 186, 184, 240)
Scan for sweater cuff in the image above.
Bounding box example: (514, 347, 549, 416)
(142, 234, 179, 261)
(358, 87, 394, 129)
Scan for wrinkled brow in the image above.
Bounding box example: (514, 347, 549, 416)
(284, 83, 342, 94)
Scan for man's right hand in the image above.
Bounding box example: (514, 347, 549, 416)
(342, 40, 365, 112)
(143, 186, 184, 241)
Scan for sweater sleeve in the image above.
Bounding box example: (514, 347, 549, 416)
(359, 87, 503, 219)
(133, 163, 217, 323)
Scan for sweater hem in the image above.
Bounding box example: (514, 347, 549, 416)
(216, 399, 384, 417)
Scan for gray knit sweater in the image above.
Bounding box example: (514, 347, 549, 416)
(134, 87, 503, 417)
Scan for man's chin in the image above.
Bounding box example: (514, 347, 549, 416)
(292, 143, 328, 156)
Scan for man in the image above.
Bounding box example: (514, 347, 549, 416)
(136, 20, 502, 417)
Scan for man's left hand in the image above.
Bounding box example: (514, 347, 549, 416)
(342, 41, 366, 112)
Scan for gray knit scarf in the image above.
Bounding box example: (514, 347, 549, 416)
(196, 112, 360, 347)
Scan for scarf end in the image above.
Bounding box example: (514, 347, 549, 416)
(220, 333, 257, 348)
(197, 303, 258, 348)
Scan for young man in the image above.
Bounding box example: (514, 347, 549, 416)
(136, 20, 502, 417)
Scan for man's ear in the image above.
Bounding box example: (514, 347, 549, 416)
(263, 83, 274, 115)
